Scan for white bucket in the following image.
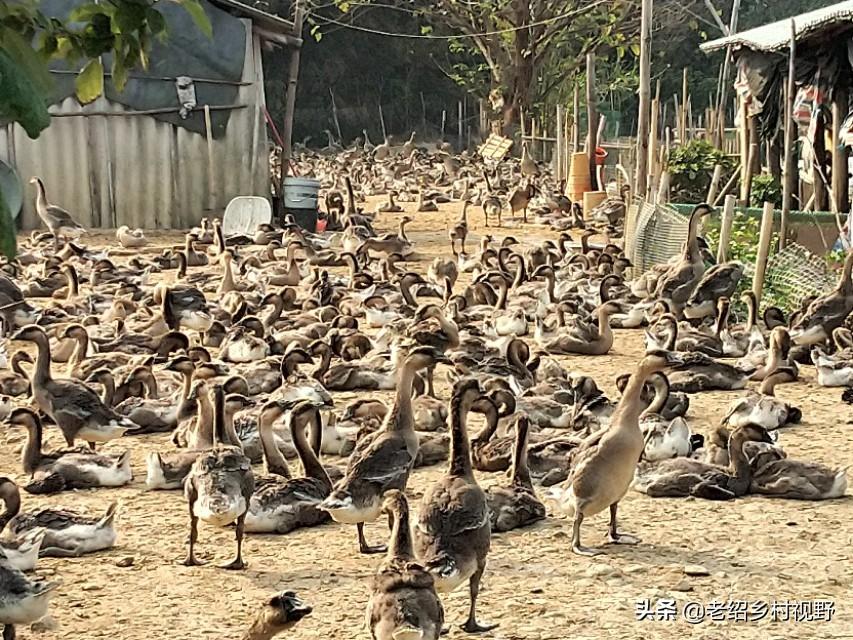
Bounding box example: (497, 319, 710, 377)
(282, 177, 320, 210)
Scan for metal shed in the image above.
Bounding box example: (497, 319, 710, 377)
(0, 0, 299, 230)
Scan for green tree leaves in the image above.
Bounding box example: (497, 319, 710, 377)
(76, 57, 104, 104)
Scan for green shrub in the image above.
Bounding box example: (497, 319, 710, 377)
(668, 139, 735, 204)
(750, 174, 782, 207)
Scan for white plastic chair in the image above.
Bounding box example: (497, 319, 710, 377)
(222, 196, 272, 237)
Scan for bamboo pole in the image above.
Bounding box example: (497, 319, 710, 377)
(572, 83, 580, 153)
(679, 68, 688, 142)
(556, 104, 564, 181)
(635, 0, 653, 197)
(714, 162, 742, 205)
(716, 0, 741, 146)
(586, 53, 599, 190)
(707, 164, 723, 203)
(457, 100, 463, 149)
(329, 88, 342, 143)
(780, 19, 797, 250)
(717, 194, 737, 263)
(752, 201, 776, 305)
(832, 88, 849, 214)
(203, 104, 217, 210)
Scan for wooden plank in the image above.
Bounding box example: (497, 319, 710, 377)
(752, 201, 776, 305)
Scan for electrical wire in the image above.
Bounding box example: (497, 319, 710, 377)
(310, 1, 609, 40)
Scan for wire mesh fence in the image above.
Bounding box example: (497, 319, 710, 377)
(626, 199, 840, 312)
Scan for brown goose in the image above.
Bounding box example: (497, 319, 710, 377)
(29, 177, 85, 248)
(242, 591, 312, 640)
(547, 351, 683, 556)
(791, 250, 853, 345)
(367, 490, 444, 640)
(414, 379, 496, 633)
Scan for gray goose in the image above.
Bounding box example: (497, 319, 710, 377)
(367, 490, 444, 640)
(414, 379, 496, 633)
(486, 416, 546, 532)
(183, 384, 254, 570)
(29, 177, 85, 249)
(8, 408, 131, 494)
(11, 325, 133, 449)
(320, 347, 449, 554)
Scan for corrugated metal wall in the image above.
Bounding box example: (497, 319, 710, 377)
(0, 19, 269, 230)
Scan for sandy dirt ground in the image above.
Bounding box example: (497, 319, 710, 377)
(4, 200, 853, 640)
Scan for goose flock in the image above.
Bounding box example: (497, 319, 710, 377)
(0, 145, 850, 639)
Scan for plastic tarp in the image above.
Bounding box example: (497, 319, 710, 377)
(41, 0, 245, 137)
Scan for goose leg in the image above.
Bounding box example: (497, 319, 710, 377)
(182, 483, 204, 566)
(497, 209, 502, 228)
(221, 513, 247, 570)
(3, 624, 15, 640)
(460, 235, 467, 255)
(522, 206, 528, 223)
(357, 522, 386, 555)
(460, 566, 497, 633)
(606, 503, 640, 545)
(571, 512, 602, 556)
(427, 365, 436, 398)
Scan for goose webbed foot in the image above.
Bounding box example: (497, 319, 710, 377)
(460, 568, 497, 634)
(607, 503, 640, 545)
(182, 553, 205, 567)
(221, 515, 247, 570)
(357, 522, 387, 555)
(571, 511, 603, 557)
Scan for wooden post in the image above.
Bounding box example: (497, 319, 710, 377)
(280, 0, 305, 187)
(648, 81, 661, 198)
(832, 87, 850, 214)
(572, 82, 580, 153)
(717, 194, 737, 263)
(441, 109, 446, 139)
(742, 139, 759, 207)
(635, 0, 652, 197)
(716, 0, 741, 146)
(753, 201, 776, 305)
(586, 53, 599, 190)
(781, 19, 797, 250)
(378, 104, 387, 140)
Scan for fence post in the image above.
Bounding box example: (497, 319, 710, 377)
(752, 201, 776, 305)
(717, 194, 737, 263)
(707, 164, 723, 204)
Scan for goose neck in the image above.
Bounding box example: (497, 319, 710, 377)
(511, 418, 533, 488)
(21, 418, 44, 475)
(260, 408, 292, 478)
(291, 410, 331, 490)
(448, 395, 475, 478)
(387, 499, 415, 560)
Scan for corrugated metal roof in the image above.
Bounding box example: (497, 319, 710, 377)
(701, 1, 853, 53)
(209, 0, 295, 34)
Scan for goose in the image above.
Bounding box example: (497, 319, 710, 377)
(367, 490, 444, 640)
(182, 384, 255, 569)
(244, 400, 332, 534)
(0, 557, 58, 640)
(722, 368, 802, 430)
(7, 408, 132, 494)
(10, 325, 133, 449)
(449, 201, 469, 257)
(0, 277, 36, 335)
(375, 191, 403, 214)
(721, 292, 763, 357)
(116, 225, 148, 248)
(29, 177, 85, 248)
(535, 301, 621, 355)
(508, 179, 535, 223)
(747, 443, 848, 500)
(486, 416, 546, 533)
(320, 347, 448, 554)
(0, 528, 45, 572)
(520, 141, 539, 178)
(414, 379, 496, 633)
(547, 351, 682, 556)
(243, 591, 312, 640)
(0, 352, 32, 397)
(683, 261, 744, 319)
(811, 327, 853, 387)
(0, 478, 118, 557)
(652, 203, 713, 310)
(633, 424, 775, 500)
(309, 340, 396, 391)
(613, 372, 689, 420)
(747, 326, 799, 382)
(790, 250, 853, 345)
(636, 373, 692, 461)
